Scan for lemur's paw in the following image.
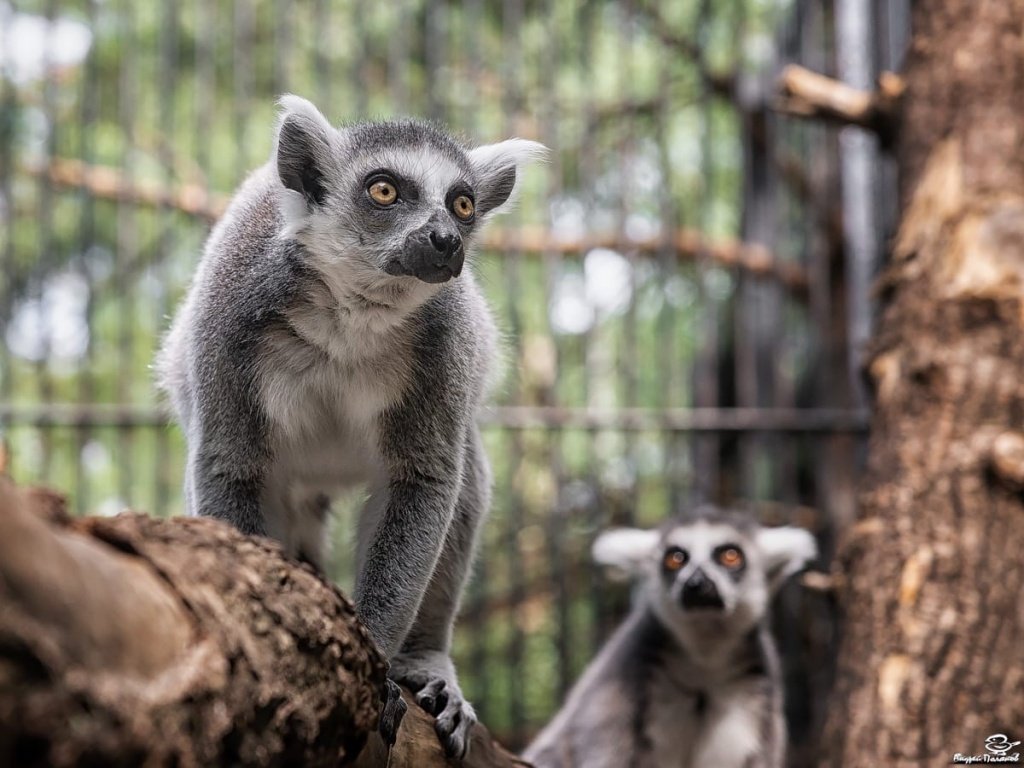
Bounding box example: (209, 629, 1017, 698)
(412, 676, 477, 759)
(378, 678, 407, 747)
(432, 682, 476, 760)
(390, 651, 476, 760)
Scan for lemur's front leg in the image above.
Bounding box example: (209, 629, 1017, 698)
(389, 427, 491, 759)
(354, 390, 473, 757)
(182, 354, 270, 537)
(354, 467, 462, 654)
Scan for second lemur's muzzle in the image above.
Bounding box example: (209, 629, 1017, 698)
(680, 567, 725, 610)
(387, 215, 465, 284)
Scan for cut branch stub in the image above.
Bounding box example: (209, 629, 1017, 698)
(990, 431, 1024, 490)
(775, 65, 905, 145)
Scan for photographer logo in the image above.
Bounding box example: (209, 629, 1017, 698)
(952, 734, 1021, 764)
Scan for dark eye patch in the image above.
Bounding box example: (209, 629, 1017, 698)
(361, 168, 420, 204)
(662, 546, 688, 574)
(445, 182, 476, 223)
(713, 543, 746, 580)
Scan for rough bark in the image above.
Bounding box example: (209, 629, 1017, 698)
(0, 477, 525, 768)
(821, 1, 1024, 765)
(355, 694, 530, 768)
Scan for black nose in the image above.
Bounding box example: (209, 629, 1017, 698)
(429, 228, 459, 256)
(681, 568, 724, 610)
(386, 220, 465, 284)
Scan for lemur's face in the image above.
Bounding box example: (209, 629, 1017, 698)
(592, 509, 817, 636)
(342, 140, 477, 284)
(272, 96, 545, 289)
(655, 521, 765, 625)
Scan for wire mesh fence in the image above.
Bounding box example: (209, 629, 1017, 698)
(0, 0, 907, 760)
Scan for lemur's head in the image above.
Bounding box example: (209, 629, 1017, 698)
(273, 95, 546, 287)
(593, 507, 817, 645)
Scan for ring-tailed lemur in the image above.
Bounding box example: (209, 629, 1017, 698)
(156, 95, 546, 758)
(523, 507, 817, 768)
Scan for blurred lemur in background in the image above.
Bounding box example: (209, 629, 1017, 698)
(157, 94, 545, 759)
(524, 507, 817, 768)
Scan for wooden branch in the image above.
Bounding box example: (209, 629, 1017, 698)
(355, 693, 529, 768)
(0, 476, 384, 766)
(775, 65, 906, 140)
(800, 570, 841, 593)
(23, 157, 229, 220)
(0, 477, 520, 768)
(18, 158, 809, 295)
(989, 431, 1024, 490)
(489, 227, 808, 293)
(0, 403, 871, 433)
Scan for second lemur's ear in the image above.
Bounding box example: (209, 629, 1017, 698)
(275, 95, 334, 211)
(468, 138, 548, 217)
(592, 528, 660, 575)
(756, 526, 818, 594)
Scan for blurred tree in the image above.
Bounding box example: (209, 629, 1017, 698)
(822, 0, 1024, 763)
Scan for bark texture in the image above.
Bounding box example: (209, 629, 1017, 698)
(822, 1, 1024, 765)
(355, 693, 530, 768)
(0, 477, 524, 767)
(0, 475, 385, 767)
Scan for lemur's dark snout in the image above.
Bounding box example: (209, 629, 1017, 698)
(429, 229, 460, 256)
(387, 216, 464, 284)
(680, 568, 724, 610)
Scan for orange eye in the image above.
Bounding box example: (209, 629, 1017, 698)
(368, 180, 398, 205)
(452, 194, 475, 221)
(663, 547, 688, 572)
(717, 546, 745, 570)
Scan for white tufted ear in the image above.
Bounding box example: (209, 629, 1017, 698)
(592, 527, 660, 575)
(468, 138, 548, 216)
(756, 526, 818, 593)
(274, 95, 336, 230)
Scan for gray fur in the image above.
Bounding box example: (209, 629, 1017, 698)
(523, 507, 817, 768)
(156, 95, 545, 759)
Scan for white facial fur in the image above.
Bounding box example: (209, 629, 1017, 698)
(593, 518, 817, 661)
(271, 94, 546, 317)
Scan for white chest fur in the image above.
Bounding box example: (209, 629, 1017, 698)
(645, 672, 767, 768)
(256, 278, 421, 490)
(254, 286, 421, 563)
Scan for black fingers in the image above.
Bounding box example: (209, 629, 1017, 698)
(434, 693, 476, 760)
(416, 678, 449, 716)
(378, 679, 407, 747)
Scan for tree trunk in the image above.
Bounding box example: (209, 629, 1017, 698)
(822, 1, 1024, 765)
(0, 476, 524, 768)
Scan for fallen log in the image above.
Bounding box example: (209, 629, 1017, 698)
(0, 477, 526, 767)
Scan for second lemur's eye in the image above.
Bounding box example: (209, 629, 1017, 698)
(368, 180, 398, 206)
(663, 547, 688, 572)
(717, 546, 745, 570)
(452, 194, 475, 221)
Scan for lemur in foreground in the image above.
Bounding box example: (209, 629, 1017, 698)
(524, 507, 817, 768)
(156, 95, 545, 758)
